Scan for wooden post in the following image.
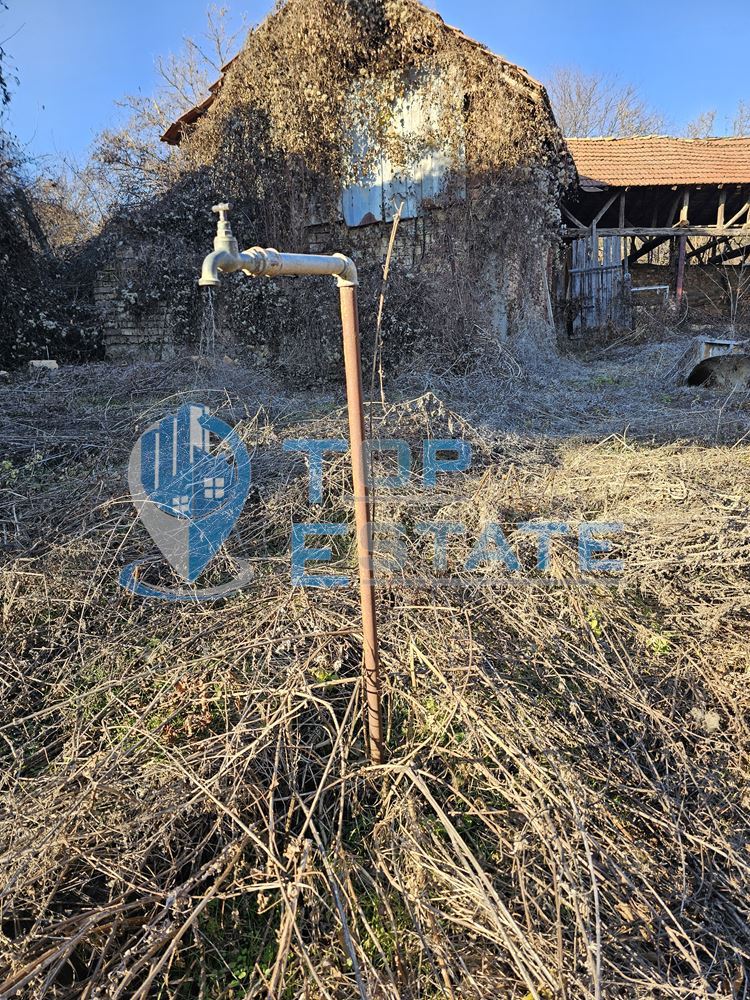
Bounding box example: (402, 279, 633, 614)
(717, 189, 727, 229)
(676, 236, 687, 308)
(679, 189, 690, 225)
(666, 193, 681, 228)
(619, 193, 627, 274)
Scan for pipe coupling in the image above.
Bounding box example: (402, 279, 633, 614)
(239, 247, 283, 278)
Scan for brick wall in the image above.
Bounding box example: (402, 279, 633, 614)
(631, 262, 736, 316)
(97, 211, 555, 364)
(96, 255, 178, 363)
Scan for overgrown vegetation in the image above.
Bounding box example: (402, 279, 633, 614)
(1, 359, 749, 997)
(87, 0, 570, 369)
(0, 142, 103, 369)
(3, 5, 750, 997)
(0, 4, 101, 370)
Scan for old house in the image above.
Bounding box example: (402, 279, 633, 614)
(562, 136, 750, 331)
(99, 0, 570, 367)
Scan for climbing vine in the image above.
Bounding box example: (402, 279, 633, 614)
(100, 0, 573, 369)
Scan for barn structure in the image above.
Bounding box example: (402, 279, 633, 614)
(98, 0, 570, 365)
(562, 136, 750, 332)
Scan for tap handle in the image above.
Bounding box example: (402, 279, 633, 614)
(212, 203, 232, 223)
(210, 202, 238, 253)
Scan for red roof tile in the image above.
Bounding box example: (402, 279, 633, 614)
(566, 136, 750, 189)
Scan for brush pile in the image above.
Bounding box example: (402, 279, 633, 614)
(1, 361, 749, 999)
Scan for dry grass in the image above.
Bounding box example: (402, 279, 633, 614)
(1, 360, 749, 999)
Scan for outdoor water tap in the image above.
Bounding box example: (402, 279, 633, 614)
(198, 203, 358, 288)
(211, 203, 239, 255)
(195, 200, 381, 763)
(198, 203, 242, 287)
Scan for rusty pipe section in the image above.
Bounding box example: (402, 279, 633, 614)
(198, 203, 384, 765)
(338, 285, 384, 764)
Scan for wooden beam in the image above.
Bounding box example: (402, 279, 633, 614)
(563, 226, 750, 239)
(723, 195, 750, 229)
(619, 192, 626, 230)
(562, 205, 587, 230)
(562, 194, 619, 234)
(685, 234, 730, 262)
(703, 241, 749, 267)
(591, 191, 620, 226)
(628, 234, 671, 264)
(679, 189, 690, 225)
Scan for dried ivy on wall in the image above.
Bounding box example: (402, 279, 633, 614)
(103, 0, 573, 370)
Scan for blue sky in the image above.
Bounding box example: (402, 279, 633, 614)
(3, 0, 749, 164)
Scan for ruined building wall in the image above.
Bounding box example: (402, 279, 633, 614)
(98, 211, 556, 367)
(96, 255, 177, 363)
(96, 0, 571, 370)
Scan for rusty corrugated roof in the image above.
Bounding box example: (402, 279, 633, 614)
(161, 1, 547, 145)
(566, 136, 750, 189)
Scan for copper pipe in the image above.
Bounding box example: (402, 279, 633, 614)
(339, 284, 384, 765)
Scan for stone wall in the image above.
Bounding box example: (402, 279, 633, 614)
(307, 210, 554, 350)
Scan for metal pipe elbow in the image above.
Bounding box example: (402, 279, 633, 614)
(332, 253, 358, 287)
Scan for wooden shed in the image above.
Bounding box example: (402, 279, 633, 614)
(563, 136, 750, 331)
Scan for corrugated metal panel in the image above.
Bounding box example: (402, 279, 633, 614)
(420, 149, 451, 202)
(342, 78, 457, 228)
(341, 128, 384, 226)
(342, 173, 384, 227)
(383, 92, 422, 221)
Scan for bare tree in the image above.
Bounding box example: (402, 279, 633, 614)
(546, 67, 665, 137)
(0, 0, 13, 109)
(733, 100, 750, 136)
(87, 5, 245, 209)
(26, 171, 100, 249)
(684, 101, 750, 138)
(685, 109, 717, 138)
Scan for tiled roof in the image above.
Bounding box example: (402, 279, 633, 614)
(566, 136, 750, 189)
(162, 0, 546, 145)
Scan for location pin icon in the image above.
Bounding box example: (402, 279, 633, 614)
(127, 403, 251, 583)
